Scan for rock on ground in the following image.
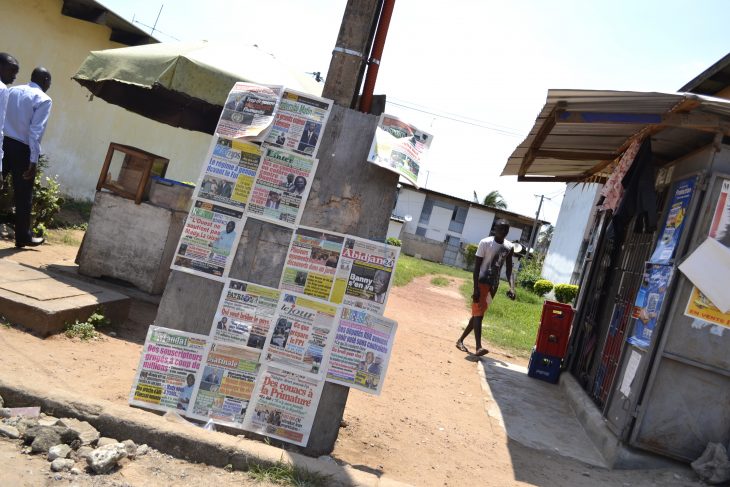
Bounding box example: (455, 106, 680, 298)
(122, 439, 137, 459)
(97, 436, 119, 447)
(48, 443, 72, 461)
(0, 394, 4, 408)
(58, 418, 100, 446)
(76, 445, 94, 460)
(87, 443, 127, 474)
(50, 458, 75, 472)
(0, 424, 20, 439)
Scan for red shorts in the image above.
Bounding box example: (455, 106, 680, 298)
(471, 283, 493, 317)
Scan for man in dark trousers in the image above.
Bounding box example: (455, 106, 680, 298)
(0, 53, 20, 186)
(2, 66, 52, 247)
(456, 219, 516, 356)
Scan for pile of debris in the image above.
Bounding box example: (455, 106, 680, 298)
(0, 394, 149, 475)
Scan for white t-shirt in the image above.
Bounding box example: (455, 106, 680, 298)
(476, 236, 513, 287)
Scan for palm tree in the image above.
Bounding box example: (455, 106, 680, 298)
(482, 190, 507, 210)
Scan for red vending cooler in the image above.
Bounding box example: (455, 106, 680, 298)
(535, 301, 574, 358)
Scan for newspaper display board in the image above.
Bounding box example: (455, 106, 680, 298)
(129, 327, 209, 414)
(210, 279, 280, 350)
(216, 82, 283, 140)
(261, 292, 338, 378)
(243, 365, 324, 446)
(331, 236, 400, 314)
(326, 307, 397, 395)
(367, 114, 433, 187)
(246, 147, 317, 227)
(685, 179, 730, 326)
(627, 263, 673, 349)
(280, 227, 345, 300)
(265, 89, 333, 157)
(172, 200, 245, 280)
(187, 343, 261, 428)
(650, 177, 695, 264)
(197, 137, 263, 210)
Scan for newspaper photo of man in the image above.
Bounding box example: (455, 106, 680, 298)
(372, 269, 391, 304)
(210, 221, 237, 254)
(297, 121, 320, 153)
(176, 373, 196, 410)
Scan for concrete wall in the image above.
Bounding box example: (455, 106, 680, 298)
(507, 226, 523, 244)
(542, 183, 602, 285)
(400, 233, 446, 262)
(462, 206, 494, 244)
(424, 205, 452, 242)
(392, 187, 424, 234)
(0, 0, 211, 201)
(386, 220, 403, 240)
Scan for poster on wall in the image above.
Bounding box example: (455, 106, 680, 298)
(196, 137, 262, 210)
(246, 147, 318, 227)
(216, 82, 283, 140)
(367, 114, 433, 187)
(172, 200, 245, 280)
(650, 176, 695, 264)
(129, 327, 208, 414)
(264, 89, 333, 157)
(280, 227, 345, 300)
(326, 306, 397, 395)
(627, 263, 673, 349)
(187, 343, 261, 428)
(261, 292, 338, 378)
(210, 279, 280, 350)
(330, 236, 400, 315)
(243, 365, 324, 447)
(684, 179, 730, 327)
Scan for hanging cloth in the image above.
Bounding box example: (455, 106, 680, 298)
(600, 138, 643, 211)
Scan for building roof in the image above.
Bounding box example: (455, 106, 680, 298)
(399, 182, 549, 226)
(501, 89, 730, 182)
(680, 52, 730, 95)
(62, 0, 158, 46)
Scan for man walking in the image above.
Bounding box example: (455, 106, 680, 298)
(456, 219, 516, 356)
(3, 66, 52, 247)
(0, 53, 20, 182)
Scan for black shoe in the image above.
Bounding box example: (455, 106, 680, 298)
(15, 237, 44, 248)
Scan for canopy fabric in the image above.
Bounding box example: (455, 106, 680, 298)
(501, 89, 730, 182)
(73, 41, 323, 134)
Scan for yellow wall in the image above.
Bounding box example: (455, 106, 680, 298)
(0, 0, 210, 199)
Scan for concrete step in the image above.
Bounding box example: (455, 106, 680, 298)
(0, 259, 130, 337)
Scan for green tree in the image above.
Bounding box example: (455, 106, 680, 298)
(482, 190, 507, 210)
(537, 224, 554, 253)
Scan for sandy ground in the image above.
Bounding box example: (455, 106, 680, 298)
(0, 437, 277, 487)
(0, 238, 700, 486)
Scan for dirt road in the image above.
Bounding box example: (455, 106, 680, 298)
(0, 240, 699, 486)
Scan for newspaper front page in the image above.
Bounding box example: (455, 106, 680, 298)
(172, 200, 245, 280)
(367, 114, 433, 187)
(243, 365, 324, 446)
(210, 279, 280, 350)
(265, 89, 333, 157)
(261, 292, 338, 378)
(129, 327, 209, 414)
(280, 227, 345, 300)
(331, 236, 400, 314)
(326, 306, 397, 395)
(246, 147, 317, 227)
(216, 82, 283, 140)
(187, 343, 261, 428)
(197, 137, 262, 210)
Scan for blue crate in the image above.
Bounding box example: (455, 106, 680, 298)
(527, 348, 562, 384)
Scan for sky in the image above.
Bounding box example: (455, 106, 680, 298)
(100, 0, 730, 224)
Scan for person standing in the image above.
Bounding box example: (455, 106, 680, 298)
(0, 53, 20, 184)
(3, 66, 52, 247)
(456, 219, 516, 356)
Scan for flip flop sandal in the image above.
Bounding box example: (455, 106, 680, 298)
(474, 348, 489, 357)
(456, 342, 468, 352)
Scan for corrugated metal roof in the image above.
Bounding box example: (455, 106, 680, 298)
(501, 89, 730, 181)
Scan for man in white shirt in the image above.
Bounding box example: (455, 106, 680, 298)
(2, 67, 52, 247)
(0, 53, 20, 183)
(456, 219, 516, 356)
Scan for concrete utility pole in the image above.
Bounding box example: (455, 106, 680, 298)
(529, 194, 550, 254)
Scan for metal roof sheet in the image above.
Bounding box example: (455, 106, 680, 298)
(502, 89, 730, 182)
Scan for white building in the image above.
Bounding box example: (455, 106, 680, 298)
(541, 183, 602, 285)
(391, 184, 547, 267)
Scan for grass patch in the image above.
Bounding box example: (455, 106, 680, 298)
(394, 255, 470, 287)
(430, 276, 450, 287)
(64, 311, 110, 340)
(46, 228, 84, 246)
(248, 461, 329, 487)
(458, 280, 544, 357)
